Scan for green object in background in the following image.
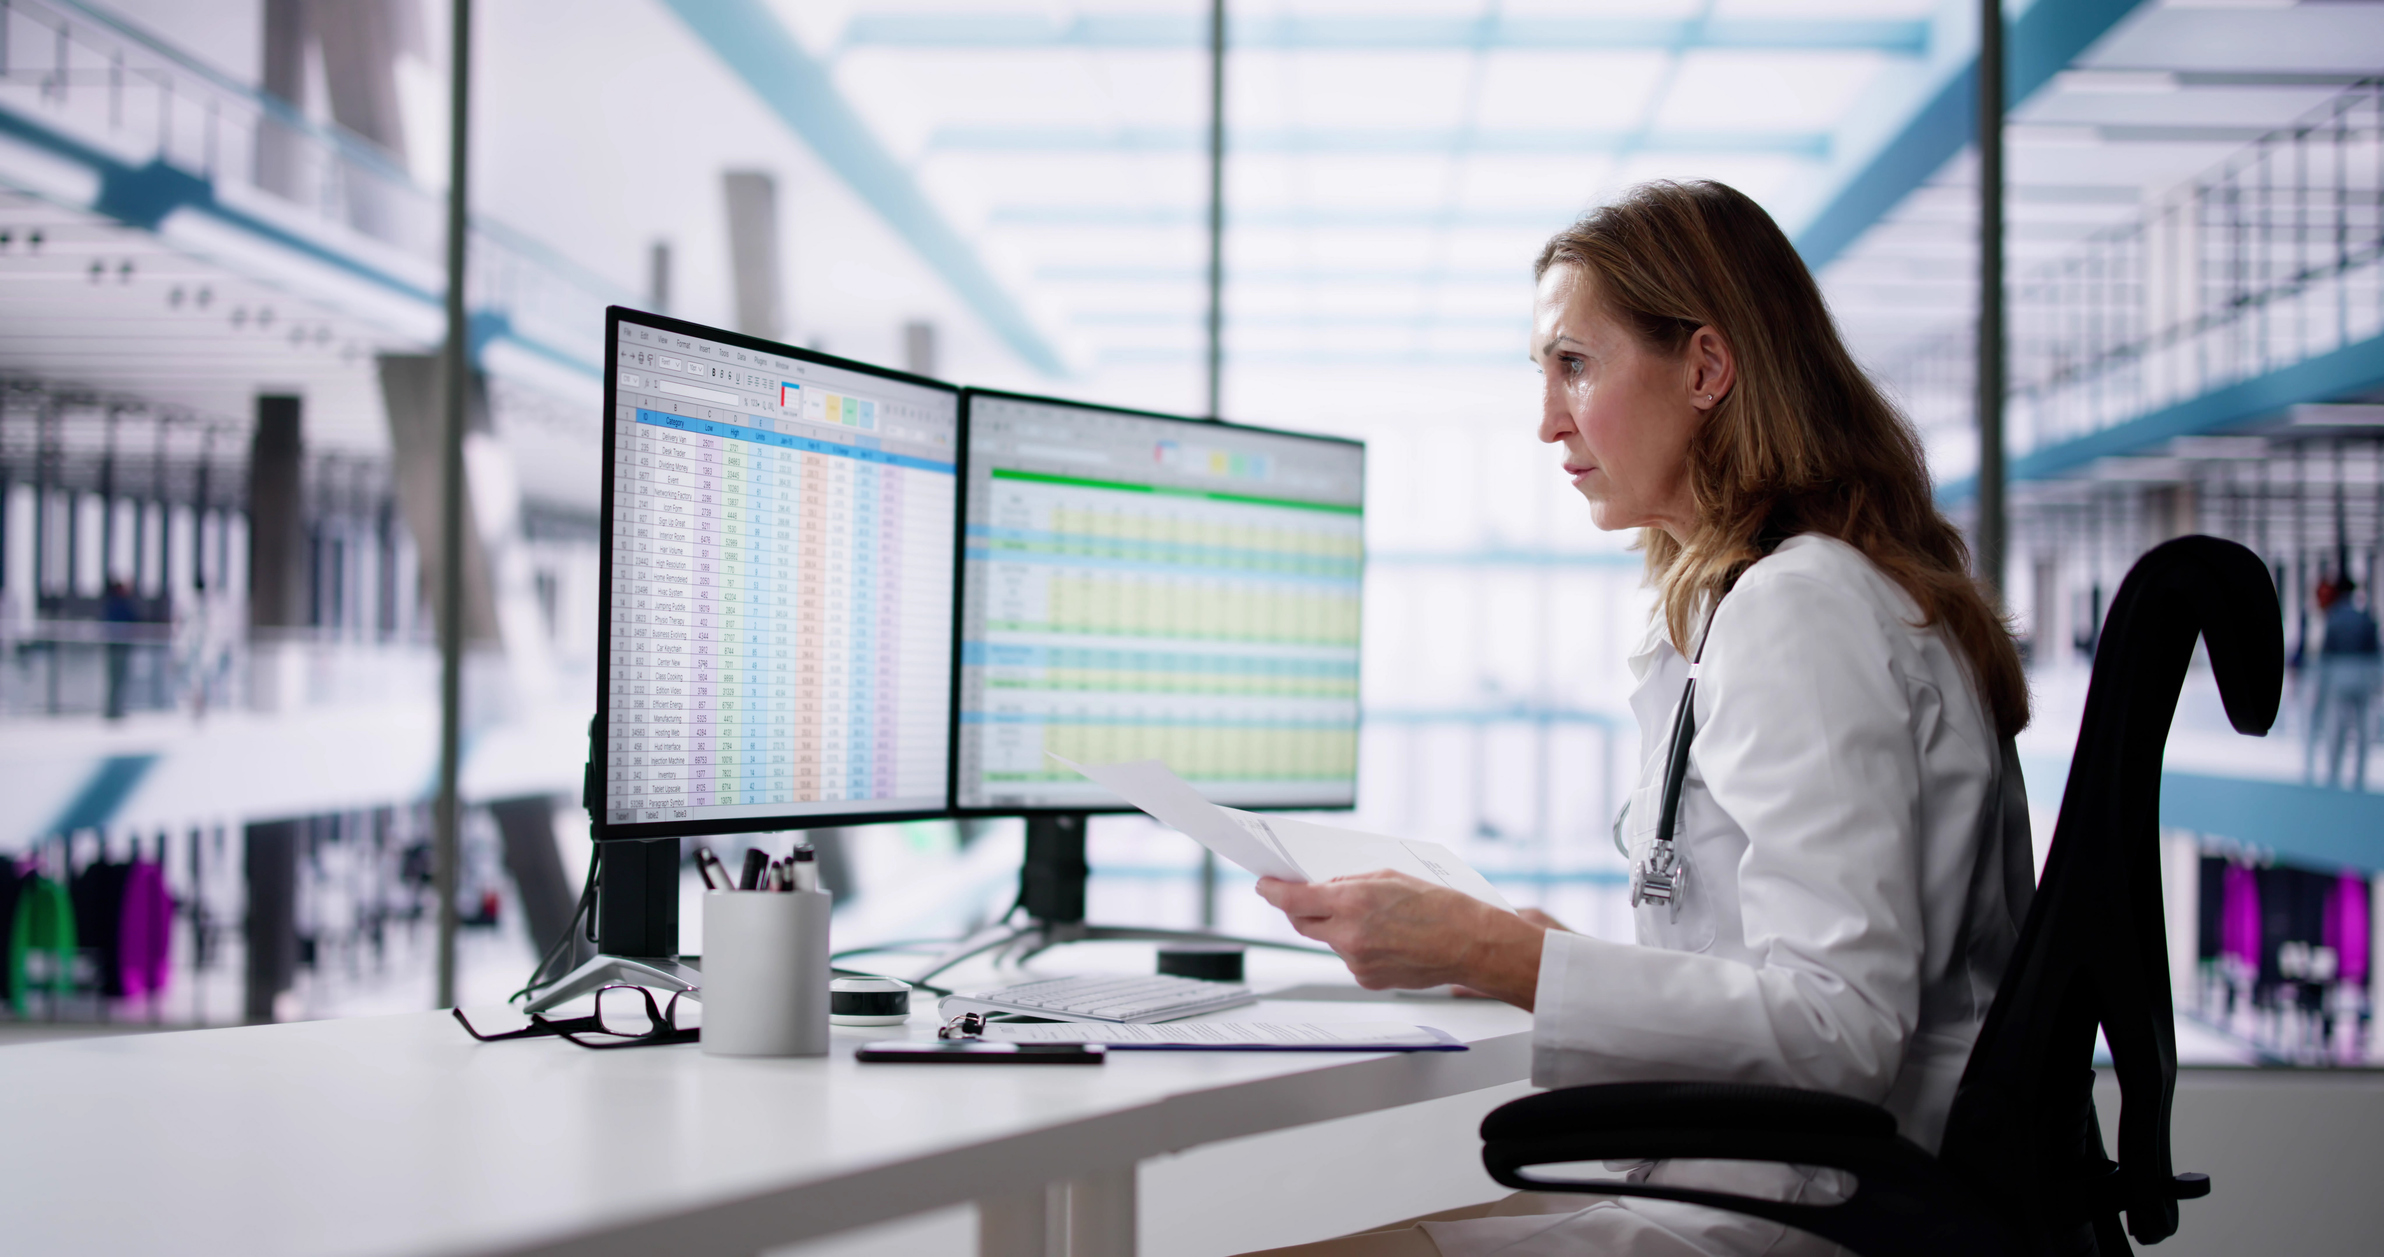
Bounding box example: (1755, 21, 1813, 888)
(9, 876, 77, 1013)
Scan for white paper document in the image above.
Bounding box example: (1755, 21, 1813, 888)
(1047, 754, 1513, 911)
(978, 1020, 1463, 1051)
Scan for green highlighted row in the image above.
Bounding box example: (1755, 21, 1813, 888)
(991, 467, 1362, 515)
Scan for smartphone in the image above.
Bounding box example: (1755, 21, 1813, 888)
(856, 1041, 1106, 1065)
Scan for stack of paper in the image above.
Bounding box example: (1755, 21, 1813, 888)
(1049, 754, 1512, 911)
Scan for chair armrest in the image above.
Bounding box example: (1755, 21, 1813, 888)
(1483, 1080, 1898, 1147)
(1480, 1083, 2017, 1257)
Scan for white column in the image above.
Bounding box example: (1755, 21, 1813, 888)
(978, 1184, 1060, 1257)
(980, 1166, 1140, 1257)
(1063, 1163, 1138, 1257)
(1, 483, 29, 629)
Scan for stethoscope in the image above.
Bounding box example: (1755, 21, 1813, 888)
(1627, 599, 1714, 920)
(1613, 533, 1781, 921)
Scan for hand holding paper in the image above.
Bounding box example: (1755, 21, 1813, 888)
(1047, 754, 1512, 911)
(1053, 754, 1306, 883)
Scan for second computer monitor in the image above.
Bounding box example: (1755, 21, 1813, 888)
(955, 391, 1365, 812)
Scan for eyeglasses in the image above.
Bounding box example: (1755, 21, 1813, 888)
(452, 984, 700, 1050)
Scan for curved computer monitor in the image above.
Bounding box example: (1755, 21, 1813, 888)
(953, 389, 1365, 814)
(595, 307, 964, 840)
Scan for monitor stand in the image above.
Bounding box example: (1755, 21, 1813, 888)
(520, 836, 702, 1013)
(912, 813, 1325, 987)
(519, 954, 701, 1013)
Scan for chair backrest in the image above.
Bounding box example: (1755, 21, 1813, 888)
(1938, 536, 2281, 1252)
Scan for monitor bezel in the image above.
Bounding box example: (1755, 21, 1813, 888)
(948, 386, 1366, 819)
(593, 305, 968, 842)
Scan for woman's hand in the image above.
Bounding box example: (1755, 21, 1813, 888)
(1255, 872, 1550, 1010)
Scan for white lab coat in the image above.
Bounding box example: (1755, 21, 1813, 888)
(1423, 535, 2035, 1257)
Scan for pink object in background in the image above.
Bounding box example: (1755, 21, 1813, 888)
(2325, 872, 2370, 988)
(116, 861, 172, 998)
(2221, 863, 2262, 970)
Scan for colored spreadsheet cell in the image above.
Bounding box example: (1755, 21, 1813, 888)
(959, 458, 1364, 810)
(603, 406, 954, 828)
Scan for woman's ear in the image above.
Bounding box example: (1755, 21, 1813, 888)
(1686, 325, 1734, 410)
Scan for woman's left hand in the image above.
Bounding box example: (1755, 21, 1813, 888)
(1255, 871, 1548, 1009)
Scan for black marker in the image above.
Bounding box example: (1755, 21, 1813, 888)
(694, 847, 730, 891)
(738, 848, 769, 891)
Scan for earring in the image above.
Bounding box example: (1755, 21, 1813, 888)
(1702, 394, 1714, 403)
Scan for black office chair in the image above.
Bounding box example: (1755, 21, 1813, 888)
(1479, 535, 2283, 1257)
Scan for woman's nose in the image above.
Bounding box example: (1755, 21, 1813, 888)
(1536, 392, 1570, 445)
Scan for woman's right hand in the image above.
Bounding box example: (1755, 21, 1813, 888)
(1256, 872, 1552, 1009)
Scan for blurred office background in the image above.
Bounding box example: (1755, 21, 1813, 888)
(1, 0, 2381, 1068)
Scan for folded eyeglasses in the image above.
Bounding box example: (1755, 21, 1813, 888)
(452, 983, 700, 1050)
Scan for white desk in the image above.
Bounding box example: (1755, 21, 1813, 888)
(0, 996, 1533, 1257)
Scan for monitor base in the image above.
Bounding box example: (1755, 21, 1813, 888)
(519, 954, 701, 1013)
(901, 811, 1331, 989)
(909, 919, 1326, 989)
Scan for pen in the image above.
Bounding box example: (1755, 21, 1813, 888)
(738, 848, 769, 891)
(791, 845, 820, 893)
(767, 860, 788, 892)
(694, 847, 726, 891)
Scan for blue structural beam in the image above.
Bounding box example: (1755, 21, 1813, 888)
(661, 0, 1064, 376)
(2162, 773, 2384, 874)
(1097, 347, 1524, 369)
(1363, 705, 1627, 730)
(838, 12, 1931, 54)
(43, 755, 159, 838)
(1369, 548, 1641, 568)
(991, 205, 1575, 229)
(930, 127, 1830, 158)
(0, 103, 439, 307)
(0, 101, 599, 378)
(1794, 0, 2150, 271)
(1039, 264, 1526, 284)
(1073, 310, 1528, 331)
(1938, 329, 2384, 502)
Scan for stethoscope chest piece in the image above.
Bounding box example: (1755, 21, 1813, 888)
(1630, 840, 1689, 922)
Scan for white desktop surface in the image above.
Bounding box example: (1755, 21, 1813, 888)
(0, 995, 1533, 1257)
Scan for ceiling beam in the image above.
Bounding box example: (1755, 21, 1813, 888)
(927, 127, 1830, 158)
(1937, 326, 2384, 502)
(1069, 310, 1529, 330)
(658, 0, 1065, 375)
(1097, 347, 1529, 368)
(1036, 265, 1526, 285)
(836, 13, 1930, 55)
(1794, 0, 2154, 271)
(986, 206, 1577, 229)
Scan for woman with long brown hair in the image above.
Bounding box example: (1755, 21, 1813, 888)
(1248, 181, 2037, 1257)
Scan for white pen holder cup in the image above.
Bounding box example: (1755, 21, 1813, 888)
(701, 889, 831, 1057)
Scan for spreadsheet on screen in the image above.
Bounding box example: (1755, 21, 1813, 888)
(602, 317, 959, 829)
(956, 394, 1365, 811)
